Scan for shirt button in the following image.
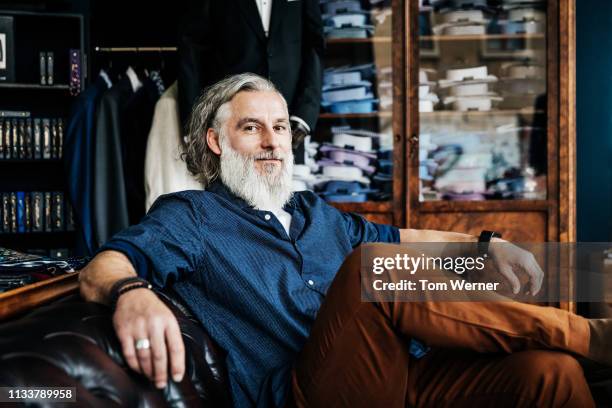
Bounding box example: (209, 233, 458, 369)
(264, 214, 271, 221)
(307, 279, 314, 286)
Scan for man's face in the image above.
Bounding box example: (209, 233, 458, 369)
(223, 90, 292, 178)
(207, 90, 294, 210)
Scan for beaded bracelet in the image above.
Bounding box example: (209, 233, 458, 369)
(109, 277, 153, 309)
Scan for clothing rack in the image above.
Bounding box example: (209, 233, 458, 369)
(94, 47, 177, 52)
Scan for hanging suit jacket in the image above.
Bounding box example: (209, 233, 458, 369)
(177, 0, 324, 132)
(64, 76, 110, 255)
(144, 82, 203, 212)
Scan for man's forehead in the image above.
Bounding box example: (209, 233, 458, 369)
(230, 90, 288, 118)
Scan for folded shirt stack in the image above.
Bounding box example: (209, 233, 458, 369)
(433, 8, 489, 36)
(311, 127, 394, 202)
(419, 69, 439, 112)
(322, 64, 379, 114)
(439, 65, 502, 112)
(321, 0, 375, 39)
(498, 61, 545, 109)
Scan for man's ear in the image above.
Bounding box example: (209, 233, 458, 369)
(206, 128, 222, 155)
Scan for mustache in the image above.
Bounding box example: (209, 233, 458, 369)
(252, 151, 285, 161)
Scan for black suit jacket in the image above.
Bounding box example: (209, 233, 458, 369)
(178, 0, 324, 132)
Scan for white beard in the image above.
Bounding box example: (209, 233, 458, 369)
(219, 136, 294, 210)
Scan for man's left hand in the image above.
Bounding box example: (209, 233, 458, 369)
(489, 239, 544, 296)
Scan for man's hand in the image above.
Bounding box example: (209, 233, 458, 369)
(489, 239, 544, 296)
(112, 288, 185, 389)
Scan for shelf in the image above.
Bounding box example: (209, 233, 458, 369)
(0, 159, 62, 164)
(418, 200, 549, 213)
(327, 37, 392, 44)
(329, 201, 392, 213)
(420, 33, 545, 42)
(0, 83, 70, 90)
(420, 109, 545, 117)
(319, 111, 392, 119)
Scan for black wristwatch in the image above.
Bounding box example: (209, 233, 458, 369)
(478, 230, 502, 257)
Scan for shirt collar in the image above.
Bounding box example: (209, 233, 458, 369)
(207, 179, 299, 213)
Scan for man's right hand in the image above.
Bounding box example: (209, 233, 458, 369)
(112, 288, 185, 389)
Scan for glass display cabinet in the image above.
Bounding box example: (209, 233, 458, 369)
(312, 0, 576, 257)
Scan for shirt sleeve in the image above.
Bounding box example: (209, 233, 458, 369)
(97, 193, 204, 288)
(341, 212, 400, 247)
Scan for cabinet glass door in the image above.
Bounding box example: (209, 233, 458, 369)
(301, 0, 394, 205)
(418, 0, 547, 201)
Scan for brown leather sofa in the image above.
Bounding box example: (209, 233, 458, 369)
(2, 290, 612, 407)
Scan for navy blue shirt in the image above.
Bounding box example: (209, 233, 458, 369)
(100, 181, 402, 407)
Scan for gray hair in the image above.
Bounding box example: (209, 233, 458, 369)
(183, 73, 283, 186)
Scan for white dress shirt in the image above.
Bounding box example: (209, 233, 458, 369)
(254, 0, 273, 37)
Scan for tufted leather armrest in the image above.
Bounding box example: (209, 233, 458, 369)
(0, 289, 233, 407)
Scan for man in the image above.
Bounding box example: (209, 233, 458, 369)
(177, 0, 323, 150)
(80, 74, 612, 407)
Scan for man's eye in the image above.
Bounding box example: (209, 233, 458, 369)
(244, 125, 258, 132)
(274, 125, 287, 132)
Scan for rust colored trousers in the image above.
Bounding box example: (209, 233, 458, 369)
(289, 247, 594, 407)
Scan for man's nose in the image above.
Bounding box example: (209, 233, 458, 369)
(261, 126, 282, 149)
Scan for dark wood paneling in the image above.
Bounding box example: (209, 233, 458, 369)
(417, 211, 547, 243)
(392, 0, 407, 228)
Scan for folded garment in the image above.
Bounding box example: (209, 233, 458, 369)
(504, 62, 545, 80)
(318, 157, 376, 175)
(449, 0, 489, 9)
(324, 12, 370, 28)
(321, 0, 364, 15)
(433, 20, 489, 36)
(324, 25, 375, 39)
(328, 132, 375, 152)
(443, 95, 503, 111)
(441, 9, 486, 24)
(318, 180, 377, 203)
(320, 143, 377, 158)
(320, 164, 371, 185)
(502, 19, 545, 34)
(321, 98, 378, 114)
(322, 81, 373, 103)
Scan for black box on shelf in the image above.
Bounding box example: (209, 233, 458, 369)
(1, 193, 9, 232)
(16, 191, 25, 233)
(52, 191, 64, 231)
(56, 118, 64, 159)
(25, 118, 33, 159)
(10, 118, 17, 159)
(39, 51, 46, 85)
(3, 118, 11, 159)
(0, 15, 15, 83)
(0, 118, 4, 159)
(43, 192, 52, 232)
(0, 193, 3, 233)
(17, 119, 25, 159)
(9, 192, 16, 233)
(33, 118, 41, 159)
(30, 192, 43, 232)
(42, 118, 51, 159)
(46, 52, 54, 86)
(24, 192, 31, 232)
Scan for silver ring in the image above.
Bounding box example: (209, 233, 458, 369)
(135, 338, 151, 350)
